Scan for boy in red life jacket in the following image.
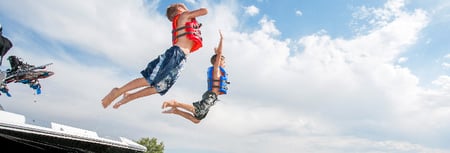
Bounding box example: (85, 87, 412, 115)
(162, 30, 229, 124)
(101, 3, 208, 109)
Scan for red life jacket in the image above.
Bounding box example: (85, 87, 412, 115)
(171, 14, 203, 53)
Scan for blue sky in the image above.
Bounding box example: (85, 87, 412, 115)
(1, 0, 450, 153)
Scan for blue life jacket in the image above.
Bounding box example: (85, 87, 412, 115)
(207, 66, 229, 94)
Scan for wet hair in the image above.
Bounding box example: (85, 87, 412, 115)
(166, 3, 187, 21)
(210, 54, 225, 65)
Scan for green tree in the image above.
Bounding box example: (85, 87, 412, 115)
(136, 137, 164, 153)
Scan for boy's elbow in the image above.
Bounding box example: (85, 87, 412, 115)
(201, 8, 208, 15)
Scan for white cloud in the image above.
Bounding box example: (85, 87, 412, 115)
(425, 38, 432, 44)
(445, 54, 450, 58)
(244, 5, 259, 16)
(184, 0, 197, 5)
(443, 62, 450, 69)
(295, 10, 303, 16)
(351, 0, 427, 36)
(258, 16, 281, 36)
(443, 54, 450, 69)
(0, 0, 168, 70)
(432, 75, 450, 90)
(397, 57, 408, 63)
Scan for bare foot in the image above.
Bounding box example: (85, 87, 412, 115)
(161, 100, 176, 109)
(162, 107, 178, 114)
(112, 92, 133, 109)
(101, 88, 120, 108)
(112, 102, 122, 109)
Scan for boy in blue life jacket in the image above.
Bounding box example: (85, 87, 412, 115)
(162, 30, 229, 124)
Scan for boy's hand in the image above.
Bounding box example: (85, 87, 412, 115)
(215, 30, 223, 54)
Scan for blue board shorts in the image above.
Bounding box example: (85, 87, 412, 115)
(141, 46, 186, 95)
(193, 90, 218, 120)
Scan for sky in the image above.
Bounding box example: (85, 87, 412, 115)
(0, 0, 450, 153)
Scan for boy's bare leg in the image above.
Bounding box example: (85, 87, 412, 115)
(101, 78, 148, 108)
(162, 103, 200, 124)
(113, 87, 157, 109)
(117, 78, 149, 92)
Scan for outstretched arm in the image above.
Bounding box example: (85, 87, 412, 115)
(186, 8, 208, 19)
(215, 31, 223, 54)
(213, 30, 223, 78)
